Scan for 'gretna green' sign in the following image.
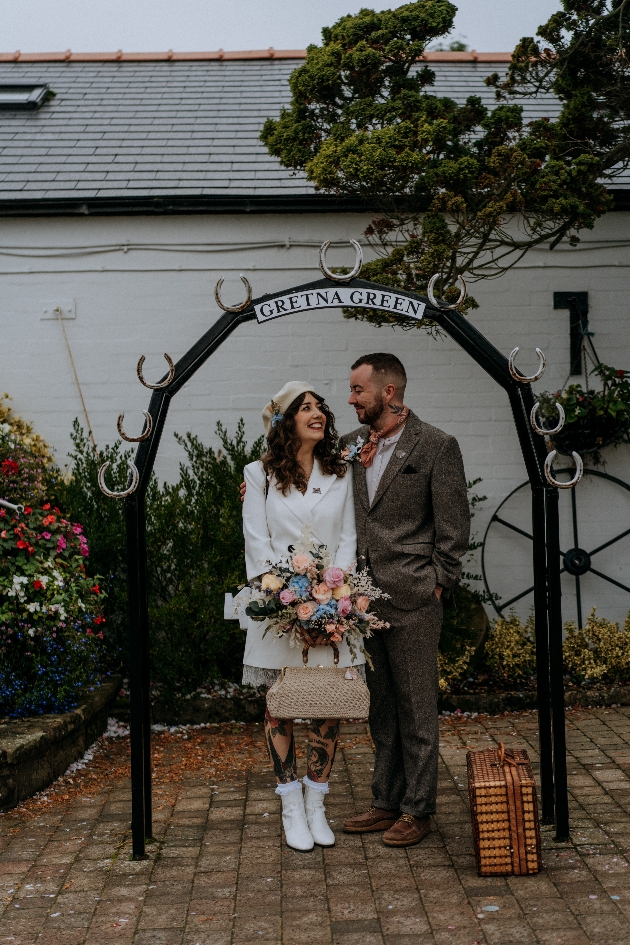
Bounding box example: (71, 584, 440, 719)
(254, 286, 426, 324)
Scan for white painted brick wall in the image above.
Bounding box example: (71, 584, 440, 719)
(0, 211, 629, 625)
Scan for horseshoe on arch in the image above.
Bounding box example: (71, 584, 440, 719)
(530, 401, 565, 436)
(319, 239, 363, 283)
(0, 498, 24, 515)
(544, 449, 583, 489)
(117, 411, 153, 443)
(98, 461, 140, 498)
(214, 274, 253, 312)
(508, 347, 546, 383)
(137, 353, 175, 390)
(427, 273, 467, 310)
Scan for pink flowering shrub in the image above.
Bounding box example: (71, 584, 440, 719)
(0, 430, 49, 506)
(0, 502, 105, 716)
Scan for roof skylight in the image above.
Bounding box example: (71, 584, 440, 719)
(0, 82, 51, 110)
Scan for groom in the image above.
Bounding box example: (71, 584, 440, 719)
(340, 352, 470, 847)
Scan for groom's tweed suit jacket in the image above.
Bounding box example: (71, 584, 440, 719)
(339, 411, 470, 611)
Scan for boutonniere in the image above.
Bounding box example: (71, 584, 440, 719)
(339, 434, 364, 462)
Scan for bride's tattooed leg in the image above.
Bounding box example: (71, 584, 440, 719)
(264, 707, 297, 783)
(307, 718, 340, 782)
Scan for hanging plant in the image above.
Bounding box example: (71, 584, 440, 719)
(538, 363, 630, 465)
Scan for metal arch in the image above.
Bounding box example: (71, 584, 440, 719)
(117, 411, 153, 443)
(509, 347, 546, 383)
(214, 274, 253, 312)
(137, 353, 175, 390)
(319, 239, 363, 283)
(98, 460, 140, 498)
(427, 273, 467, 310)
(531, 401, 565, 436)
(544, 450, 583, 489)
(118, 269, 573, 856)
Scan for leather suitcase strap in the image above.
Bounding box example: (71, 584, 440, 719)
(504, 758, 528, 874)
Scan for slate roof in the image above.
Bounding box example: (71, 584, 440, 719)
(0, 52, 626, 214)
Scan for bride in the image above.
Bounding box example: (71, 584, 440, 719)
(240, 380, 363, 852)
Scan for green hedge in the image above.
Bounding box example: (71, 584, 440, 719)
(56, 421, 263, 706)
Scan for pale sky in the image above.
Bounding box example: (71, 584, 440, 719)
(1, 0, 560, 54)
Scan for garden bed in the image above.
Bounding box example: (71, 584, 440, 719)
(112, 681, 630, 727)
(0, 675, 122, 810)
(439, 683, 630, 715)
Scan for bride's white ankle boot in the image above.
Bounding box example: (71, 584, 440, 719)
(304, 782, 335, 847)
(279, 786, 314, 851)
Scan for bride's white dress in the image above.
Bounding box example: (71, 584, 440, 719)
(238, 458, 365, 684)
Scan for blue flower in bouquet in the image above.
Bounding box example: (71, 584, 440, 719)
(314, 601, 338, 620)
(289, 575, 310, 599)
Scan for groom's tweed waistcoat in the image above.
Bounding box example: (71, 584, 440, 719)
(339, 411, 470, 610)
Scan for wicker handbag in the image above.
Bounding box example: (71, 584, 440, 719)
(266, 642, 370, 720)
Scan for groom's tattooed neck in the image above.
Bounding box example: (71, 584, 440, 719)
(389, 403, 405, 415)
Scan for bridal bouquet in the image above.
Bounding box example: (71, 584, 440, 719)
(243, 530, 389, 660)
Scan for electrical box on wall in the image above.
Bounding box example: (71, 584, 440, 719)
(40, 300, 76, 320)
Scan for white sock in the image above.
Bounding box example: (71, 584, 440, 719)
(303, 775, 329, 794)
(275, 780, 302, 797)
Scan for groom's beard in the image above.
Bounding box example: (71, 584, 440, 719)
(356, 394, 386, 426)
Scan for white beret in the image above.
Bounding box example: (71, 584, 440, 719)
(262, 380, 317, 436)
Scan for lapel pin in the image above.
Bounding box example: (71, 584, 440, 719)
(396, 451, 407, 458)
(312, 487, 321, 494)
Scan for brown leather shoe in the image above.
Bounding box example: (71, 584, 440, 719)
(382, 813, 431, 847)
(343, 806, 399, 833)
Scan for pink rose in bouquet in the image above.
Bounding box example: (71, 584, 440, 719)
(296, 601, 318, 621)
(312, 582, 333, 603)
(279, 588, 297, 605)
(355, 595, 370, 613)
(326, 623, 343, 643)
(323, 566, 345, 588)
(336, 596, 352, 617)
(292, 553, 314, 574)
(325, 622, 343, 642)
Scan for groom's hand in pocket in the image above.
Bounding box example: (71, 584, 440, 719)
(433, 584, 443, 600)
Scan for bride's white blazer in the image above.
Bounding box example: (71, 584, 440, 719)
(240, 458, 364, 670)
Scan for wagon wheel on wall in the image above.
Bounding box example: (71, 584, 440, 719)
(481, 469, 630, 628)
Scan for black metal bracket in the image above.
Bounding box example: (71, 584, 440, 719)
(553, 292, 590, 376)
(119, 275, 570, 855)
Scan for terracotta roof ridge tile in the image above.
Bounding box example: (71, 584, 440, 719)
(0, 48, 513, 64)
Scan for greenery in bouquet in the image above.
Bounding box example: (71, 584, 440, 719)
(0, 502, 105, 716)
(243, 530, 389, 663)
(537, 363, 630, 464)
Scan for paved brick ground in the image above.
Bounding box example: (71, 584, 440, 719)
(2, 706, 630, 945)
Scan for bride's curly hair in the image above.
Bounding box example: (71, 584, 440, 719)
(262, 391, 346, 495)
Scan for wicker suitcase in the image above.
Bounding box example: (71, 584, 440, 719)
(467, 742, 542, 876)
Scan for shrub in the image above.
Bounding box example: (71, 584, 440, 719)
(54, 422, 132, 669)
(0, 502, 105, 716)
(563, 608, 630, 685)
(58, 420, 264, 705)
(437, 479, 492, 690)
(485, 611, 536, 687)
(0, 393, 54, 462)
(145, 424, 264, 703)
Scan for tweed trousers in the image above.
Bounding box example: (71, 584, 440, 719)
(366, 595, 443, 819)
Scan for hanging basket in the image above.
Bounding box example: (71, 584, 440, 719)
(550, 410, 622, 459)
(538, 364, 630, 465)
